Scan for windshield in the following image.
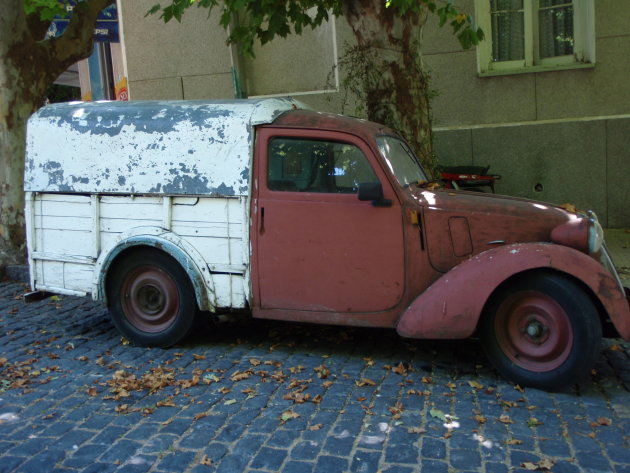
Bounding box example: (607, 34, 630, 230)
(376, 136, 428, 188)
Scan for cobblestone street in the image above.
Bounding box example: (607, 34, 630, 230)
(1, 278, 629, 473)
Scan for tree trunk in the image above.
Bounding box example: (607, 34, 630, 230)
(342, 0, 435, 173)
(0, 3, 35, 265)
(0, 0, 112, 267)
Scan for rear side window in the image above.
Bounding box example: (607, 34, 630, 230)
(267, 138, 377, 193)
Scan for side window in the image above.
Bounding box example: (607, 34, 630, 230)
(267, 138, 378, 193)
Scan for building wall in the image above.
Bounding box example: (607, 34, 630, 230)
(423, 0, 630, 227)
(119, 0, 234, 100)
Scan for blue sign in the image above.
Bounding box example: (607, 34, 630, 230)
(47, 2, 119, 43)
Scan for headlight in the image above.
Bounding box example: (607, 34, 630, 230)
(587, 214, 604, 254)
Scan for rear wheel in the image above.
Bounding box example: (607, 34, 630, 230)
(480, 273, 601, 390)
(107, 249, 198, 347)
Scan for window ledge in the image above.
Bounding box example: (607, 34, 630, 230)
(478, 62, 595, 78)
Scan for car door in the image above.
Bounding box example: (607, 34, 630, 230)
(253, 127, 405, 314)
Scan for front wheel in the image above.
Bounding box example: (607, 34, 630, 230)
(480, 273, 601, 390)
(107, 249, 198, 347)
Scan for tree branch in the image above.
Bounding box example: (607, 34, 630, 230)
(41, 0, 114, 80)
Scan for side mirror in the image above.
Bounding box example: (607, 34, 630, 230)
(358, 182, 392, 207)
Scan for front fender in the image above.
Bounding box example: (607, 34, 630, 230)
(397, 243, 630, 340)
(93, 226, 216, 311)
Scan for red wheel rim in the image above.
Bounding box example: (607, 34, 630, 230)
(120, 266, 180, 333)
(494, 290, 573, 372)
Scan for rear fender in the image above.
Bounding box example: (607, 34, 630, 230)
(397, 243, 630, 340)
(94, 227, 217, 311)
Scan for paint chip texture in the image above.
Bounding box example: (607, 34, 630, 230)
(25, 98, 307, 196)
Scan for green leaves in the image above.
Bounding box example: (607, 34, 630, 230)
(384, 0, 484, 51)
(24, 0, 68, 21)
(146, 0, 484, 58)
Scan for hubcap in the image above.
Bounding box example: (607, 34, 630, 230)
(121, 266, 180, 333)
(495, 291, 573, 372)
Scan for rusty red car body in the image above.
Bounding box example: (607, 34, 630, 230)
(250, 110, 629, 389)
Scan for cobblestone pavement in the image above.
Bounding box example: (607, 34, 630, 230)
(0, 280, 629, 473)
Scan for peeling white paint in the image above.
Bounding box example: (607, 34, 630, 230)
(24, 99, 311, 311)
(26, 98, 309, 196)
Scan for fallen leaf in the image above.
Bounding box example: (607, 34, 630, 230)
(230, 371, 251, 382)
(468, 380, 484, 390)
(521, 459, 555, 471)
(474, 415, 487, 424)
(309, 424, 323, 431)
(249, 359, 261, 366)
(314, 365, 331, 379)
(200, 455, 213, 466)
(392, 362, 409, 376)
(499, 415, 514, 424)
(156, 397, 176, 407)
(505, 438, 523, 445)
(280, 410, 300, 423)
(224, 399, 237, 406)
(203, 374, 220, 385)
(430, 408, 448, 422)
(389, 402, 404, 419)
(355, 378, 376, 387)
(408, 426, 427, 434)
(194, 413, 208, 421)
(527, 418, 543, 427)
(559, 203, 577, 213)
(193, 354, 206, 361)
(591, 417, 612, 427)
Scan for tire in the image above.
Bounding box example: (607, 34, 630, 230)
(479, 272, 601, 390)
(106, 249, 198, 347)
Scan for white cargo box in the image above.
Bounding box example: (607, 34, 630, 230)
(24, 98, 306, 309)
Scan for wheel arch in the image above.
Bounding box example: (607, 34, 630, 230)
(478, 267, 615, 338)
(397, 243, 630, 340)
(94, 227, 217, 312)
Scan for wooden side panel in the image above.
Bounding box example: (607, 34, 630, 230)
(171, 197, 246, 270)
(30, 193, 248, 308)
(32, 194, 94, 294)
